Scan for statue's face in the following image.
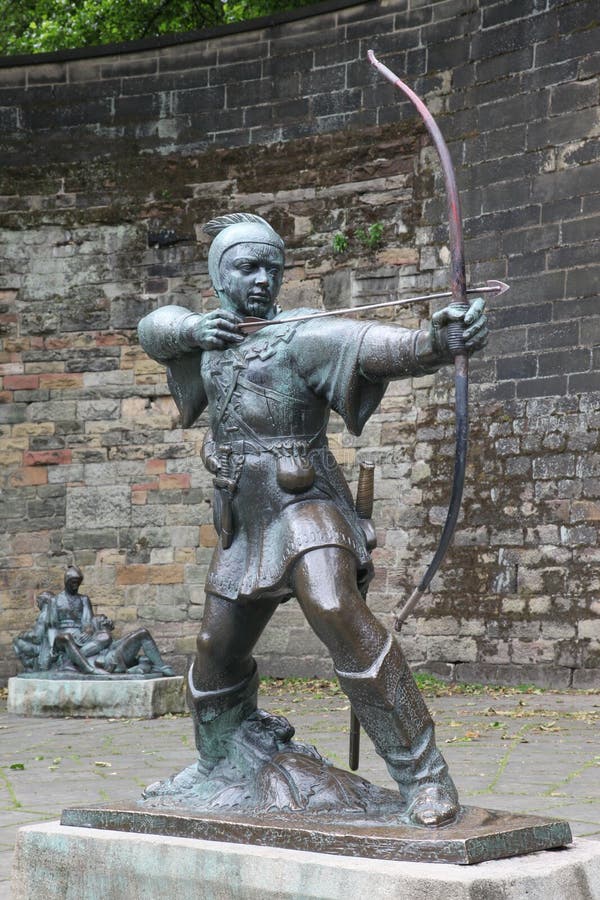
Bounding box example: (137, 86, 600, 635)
(65, 575, 81, 593)
(219, 243, 284, 318)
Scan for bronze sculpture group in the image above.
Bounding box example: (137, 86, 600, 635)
(138, 212, 488, 826)
(14, 565, 174, 678)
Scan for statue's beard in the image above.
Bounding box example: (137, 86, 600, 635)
(245, 295, 273, 317)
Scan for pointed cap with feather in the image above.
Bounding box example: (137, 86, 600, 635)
(203, 212, 285, 293)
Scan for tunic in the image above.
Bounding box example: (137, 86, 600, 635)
(139, 307, 431, 604)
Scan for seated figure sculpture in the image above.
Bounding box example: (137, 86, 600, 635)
(12, 591, 54, 672)
(138, 213, 488, 826)
(14, 566, 174, 677)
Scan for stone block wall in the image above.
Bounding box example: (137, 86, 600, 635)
(1, 0, 599, 687)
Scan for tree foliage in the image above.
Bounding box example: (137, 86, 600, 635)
(0, 0, 318, 56)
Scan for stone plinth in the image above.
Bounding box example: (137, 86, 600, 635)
(7, 675, 185, 718)
(12, 822, 600, 900)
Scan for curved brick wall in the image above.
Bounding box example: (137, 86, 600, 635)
(1, 0, 599, 687)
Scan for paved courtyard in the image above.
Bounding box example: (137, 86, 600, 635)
(2, 678, 600, 897)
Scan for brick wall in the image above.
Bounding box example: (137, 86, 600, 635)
(1, 0, 599, 687)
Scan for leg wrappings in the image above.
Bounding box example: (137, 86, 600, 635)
(336, 637, 454, 801)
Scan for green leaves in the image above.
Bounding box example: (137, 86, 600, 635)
(332, 233, 349, 254)
(331, 223, 385, 256)
(221, 0, 315, 25)
(0, 0, 322, 55)
(355, 222, 384, 250)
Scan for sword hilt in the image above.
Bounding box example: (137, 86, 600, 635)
(355, 460, 375, 519)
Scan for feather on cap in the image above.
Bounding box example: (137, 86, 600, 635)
(204, 211, 285, 293)
(203, 212, 272, 237)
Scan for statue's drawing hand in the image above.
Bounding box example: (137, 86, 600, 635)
(184, 309, 244, 351)
(430, 297, 488, 363)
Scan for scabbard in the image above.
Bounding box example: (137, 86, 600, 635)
(349, 460, 376, 771)
(349, 714, 361, 772)
(219, 491, 234, 550)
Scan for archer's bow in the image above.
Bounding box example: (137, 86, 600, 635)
(367, 50, 475, 631)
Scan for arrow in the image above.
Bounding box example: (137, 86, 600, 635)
(238, 280, 508, 333)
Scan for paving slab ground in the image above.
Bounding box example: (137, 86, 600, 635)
(2, 679, 600, 898)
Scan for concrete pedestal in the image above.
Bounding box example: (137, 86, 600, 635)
(11, 822, 600, 900)
(7, 675, 185, 718)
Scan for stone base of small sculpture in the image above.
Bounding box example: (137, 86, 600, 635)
(13, 822, 597, 900)
(7, 674, 185, 718)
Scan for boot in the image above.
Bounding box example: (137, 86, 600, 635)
(187, 661, 260, 774)
(336, 635, 459, 826)
(138, 632, 175, 676)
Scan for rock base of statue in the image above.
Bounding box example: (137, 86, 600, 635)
(19, 714, 578, 891)
(7, 674, 185, 718)
(13, 822, 599, 900)
(60, 708, 571, 864)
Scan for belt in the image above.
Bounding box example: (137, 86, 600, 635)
(208, 436, 328, 457)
